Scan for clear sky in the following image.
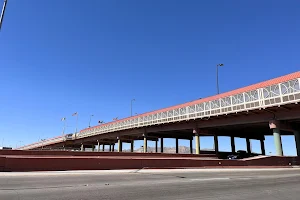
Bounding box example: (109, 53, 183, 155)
(1, 0, 299, 155)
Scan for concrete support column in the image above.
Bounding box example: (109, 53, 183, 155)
(260, 139, 266, 155)
(109, 144, 112, 152)
(175, 138, 179, 154)
(160, 138, 164, 153)
(230, 136, 235, 153)
(294, 130, 300, 156)
(81, 144, 84, 152)
(102, 144, 105, 152)
(195, 134, 200, 154)
(143, 134, 147, 153)
(117, 137, 122, 152)
(273, 128, 283, 156)
(214, 135, 219, 155)
(130, 140, 134, 152)
(155, 140, 158, 153)
(92, 145, 95, 152)
(246, 138, 251, 154)
(112, 144, 115, 152)
(190, 138, 193, 154)
(97, 141, 100, 152)
(269, 120, 283, 156)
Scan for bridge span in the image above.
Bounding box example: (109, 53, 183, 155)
(18, 71, 300, 156)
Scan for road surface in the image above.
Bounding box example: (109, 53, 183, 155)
(0, 168, 300, 200)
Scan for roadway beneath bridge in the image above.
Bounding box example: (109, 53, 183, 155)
(1, 168, 300, 200)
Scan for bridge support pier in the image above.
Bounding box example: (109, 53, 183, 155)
(112, 144, 115, 152)
(130, 140, 134, 152)
(155, 140, 158, 153)
(294, 130, 300, 156)
(160, 138, 164, 153)
(273, 128, 283, 156)
(260, 139, 266, 155)
(109, 144, 112, 152)
(92, 145, 95, 152)
(214, 135, 219, 155)
(190, 138, 193, 154)
(102, 144, 105, 152)
(269, 120, 283, 156)
(195, 134, 200, 155)
(97, 141, 100, 152)
(231, 136, 235, 153)
(175, 138, 179, 153)
(81, 144, 84, 152)
(143, 134, 147, 153)
(246, 138, 251, 154)
(118, 138, 122, 152)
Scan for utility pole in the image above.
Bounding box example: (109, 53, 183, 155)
(0, 0, 8, 31)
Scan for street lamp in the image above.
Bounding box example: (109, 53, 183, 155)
(216, 64, 224, 94)
(0, 0, 8, 31)
(131, 99, 135, 116)
(88, 114, 94, 128)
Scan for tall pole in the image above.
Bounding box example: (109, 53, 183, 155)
(0, 0, 8, 31)
(89, 114, 94, 128)
(131, 99, 135, 117)
(61, 117, 66, 136)
(216, 64, 224, 94)
(75, 114, 78, 133)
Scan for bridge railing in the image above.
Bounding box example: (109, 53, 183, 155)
(77, 78, 300, 139)
(18, 136, 65, 150)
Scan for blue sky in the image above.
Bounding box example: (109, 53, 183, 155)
(0, 0, 299, 155)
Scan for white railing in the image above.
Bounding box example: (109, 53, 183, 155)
(20, 77, 300, 150)
(18, 136, 65, 150)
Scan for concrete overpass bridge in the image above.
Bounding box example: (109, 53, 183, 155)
(18, 71, 300, 156)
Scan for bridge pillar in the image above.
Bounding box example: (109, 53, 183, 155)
(81, 144, 84, 152)
(155, 140, 158, 153)
(294, 130, 300, 156)
(143, 134, 147, 153)
(260, 139, 266, 155)
(246, 138, 251, 154)
(176, 138, 179, 154)
(230, 136, 236, 153)
(117, 137, 122, 152)
(102, 144, 105, 152)
(193, 129, 200, 155)
(92, 145, 95, 152)
(112, 144, 115, 152)
(97, 141, 100, 152)
(109, 144, 112, 152)
(130, 140, 134, 152)
(273, 128, 283, 156)
(160, 138, 164, 153)
(190, 138, 193, 154)
(269, 120, 283, 156)
(214, 135, 219, 155)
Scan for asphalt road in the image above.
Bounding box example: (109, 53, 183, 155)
(0, 168, 300, 200)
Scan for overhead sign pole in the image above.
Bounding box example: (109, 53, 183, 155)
(0, 0, 8, 31)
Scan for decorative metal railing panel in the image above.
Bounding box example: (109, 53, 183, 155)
(19, 78, 300, 150)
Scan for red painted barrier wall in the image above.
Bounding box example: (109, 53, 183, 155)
(1, 155, 299, 172)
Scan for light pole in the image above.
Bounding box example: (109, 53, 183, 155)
(131, 99, 135, 116)
(0, 0, 8, 31)
(72, 112, 78, 133)
(216, 64, 224, 94)
(61, 117, 66, 136)
(89, 114, 94, 127)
